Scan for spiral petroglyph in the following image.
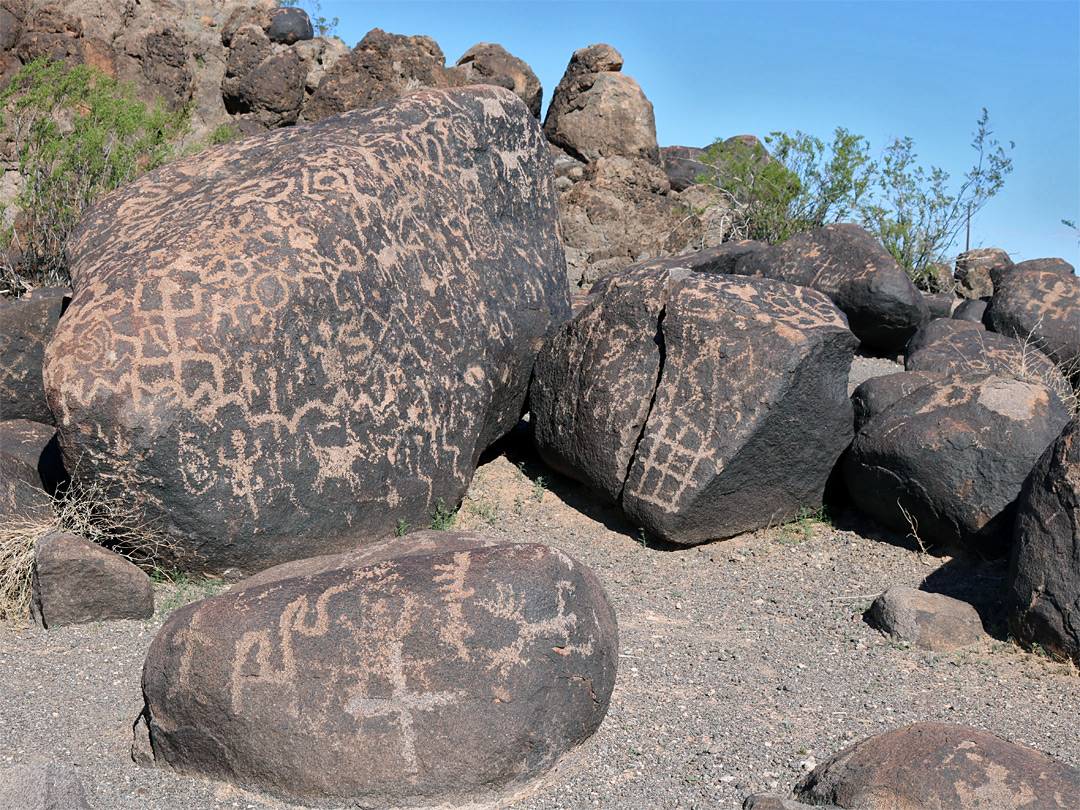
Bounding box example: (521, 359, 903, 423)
(43, 86, 568, 575)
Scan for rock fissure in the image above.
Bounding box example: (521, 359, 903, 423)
(617, 301, 668, 506)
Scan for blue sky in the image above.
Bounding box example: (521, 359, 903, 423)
(322, 1, 1080, 269)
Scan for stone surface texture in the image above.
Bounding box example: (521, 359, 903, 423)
(0, 417, 56, 521)
(532, 265, 857, 544)
(869, 585, 984, 651)
(543, 43, 659, 165)
(850, 371, 942, 434)
(984, 269, 1080, 384)
(136, 541, 618, 807)
(0, 757, 90, 810)
(451, 42, 543, 118)
(31, 531, 153, 627)
(905, 317, 985, 356)
(955, 247, 1012, 299)
(795, 722, 1080, 809)
(1008, 416, 1080, 664)
(43, 86, 568, 576)
(0, 286, 68, 424)
(733, 223, 929, 353)
(845, 373, 1071, 558)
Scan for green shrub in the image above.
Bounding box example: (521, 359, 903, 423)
(699, 111, 1013, 288)
(0, 57, 188, 295)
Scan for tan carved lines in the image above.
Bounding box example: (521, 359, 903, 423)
(216, 429, 265, 519)
(345, 640, 464, 778)
(478, 578, 584, 677)
(170, 610, 222, 704)
(431, 552, 477, 661)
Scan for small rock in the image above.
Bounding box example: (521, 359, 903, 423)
(869, 585, 983, 651)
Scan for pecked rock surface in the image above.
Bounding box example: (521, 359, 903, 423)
(734, 223, 929, 353)
(43, 86, 568, 576)
(0, 286, 68, 424)
(531, 265, 857, 544)
(845, 373, 1070, 558)
(135, 540, 618, 807)
(1008, 416, 1080, 664)
(794, 722, 1080, 809)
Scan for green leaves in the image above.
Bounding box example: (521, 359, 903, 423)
(0, 57, 188, 294)
(698, 112, 1014, 288)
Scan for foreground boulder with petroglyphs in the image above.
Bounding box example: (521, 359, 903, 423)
(134, 535, 618, 807)
(43, 85, 568, 576)
(531, 264, 858, 544)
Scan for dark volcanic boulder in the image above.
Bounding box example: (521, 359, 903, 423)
(733, 223, 929, 353)
(955, 247, 1012, 299)
(543, 43, 660, 165)
(905, 327, 1074, 410)
(993, 257, 1074, 289)
(951, 296, 989, 323)
(904, 317, 984, 356)
(850, 370, 942, 433)
(0, 286, 69, 424)
(845, 373, 1070, 558)
(31, 531, 154, 628)
(795, 722, 1080, 809)
(0, 419, 58, 522)
(43, 86, 568, 576)
(868, 586, 983, 652)
(1008, 416, 1080, 664)
(451, 42, 542, 118)
(135, 541, 618, 807)
(532, 266, 858, 544)
(266, 6, 313, 45)
(984, 269, 1080, 383)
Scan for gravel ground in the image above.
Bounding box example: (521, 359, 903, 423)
(3, 379, 1078, 809)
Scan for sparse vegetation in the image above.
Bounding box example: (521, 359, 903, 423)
(429, 497, 457, 530)
(151, 570, 222, 617)
(0, 57, 188, 296)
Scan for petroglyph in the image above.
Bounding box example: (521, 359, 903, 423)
(44, 86, 569, 575)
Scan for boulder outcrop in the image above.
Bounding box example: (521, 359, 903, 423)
(44, 86, 568, 575)
(0, 286, 68, 424)
(135, 540, 618, 807)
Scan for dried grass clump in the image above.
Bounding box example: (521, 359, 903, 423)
(0, 480, 174, 625)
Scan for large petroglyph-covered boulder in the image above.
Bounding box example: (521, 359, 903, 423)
(984, 269, 1080, 384)
(845, 373, 1070, 558)
(531, 265, 858, 544)
(43, 85, 569, 576)
(135, 539, 618, 807)
(733, 223, 929, 353)
(794, 722, 1080, 810)
(1008, 416, 1080, 664)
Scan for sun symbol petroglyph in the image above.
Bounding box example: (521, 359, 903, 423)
(345, 640, 463, 777)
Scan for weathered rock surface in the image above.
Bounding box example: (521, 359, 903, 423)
(743, 794, 835, 810)
(301, 27, 453, 122)
(0, 418, 56, 521)
(905, 327, 1074, 410)
(451, 42, 542, 118)
(850, 370, 942, 433)
(265, 6, 312, 45)
(922, 290, 954, 320)
(955, 247, 1012, 299)
(905, 317, 984, 356)
(31, 531, 153, 627)
(0, 757, 90, 810)
(845, 373, 1070, 558)
(794, 722, 1080, 809)
(1008, 416, 1080, 664)
(993, 257, 1074, 290)
(952, 296, 989, 323)
(532, 266, 857, 544)
(984, 269, 1080, 383)
(543, 43, 659, 165)
(869, 585, 984, 651)
(136, 541, 618, 807)
(0, 285, 68, 424)
(733, 223, 929, 353)
(660, 145, 709, 192)
(44, 86, 568, 576)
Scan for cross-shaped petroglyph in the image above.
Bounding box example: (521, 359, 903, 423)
(345, 640, 463, 777)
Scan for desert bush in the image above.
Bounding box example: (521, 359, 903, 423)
(699, 110, 1013, 289)
(0, 57, 188, 296)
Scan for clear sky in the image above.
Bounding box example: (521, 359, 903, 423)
(322, 1, 1080, 270)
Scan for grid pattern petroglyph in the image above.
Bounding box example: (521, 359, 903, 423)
(43, 87, 567, 565)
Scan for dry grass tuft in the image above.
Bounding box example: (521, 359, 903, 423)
(0, 516, 45, 624)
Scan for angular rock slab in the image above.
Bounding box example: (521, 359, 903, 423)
(532, 266, 857, 544)
(845, 373, 1070, 558)
(734, 223, 929, 353)
(795, 722, 1080, 809)
(136, 541, 618, 807)
(1009, 416, 1080, 664)
(868, 585, 983, 652)
(43, 86, 568, 576)
(31, 531, 153, 628)
(984, 269, 1080, 383)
